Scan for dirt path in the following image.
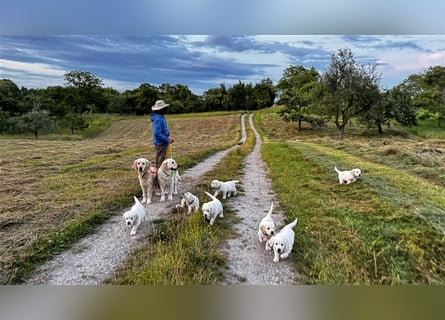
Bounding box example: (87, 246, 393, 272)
(220, 114, 298, 284)
(25, 113, 298, 284)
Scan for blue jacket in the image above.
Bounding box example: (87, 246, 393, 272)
(150, 113, 169, 146)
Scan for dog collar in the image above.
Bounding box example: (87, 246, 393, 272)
(187, 198, 196, 205)
(141, 171, 150, 179)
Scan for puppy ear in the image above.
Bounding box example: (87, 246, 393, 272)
(260, 225, 266, 233)
(132, 160, 138, 171)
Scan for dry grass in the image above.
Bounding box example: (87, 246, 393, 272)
(0, 113, 241, 284)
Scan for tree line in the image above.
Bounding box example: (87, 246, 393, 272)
(0, 48, 444, 139)
(277, 48, 445, 138)
(0, 71, 275, 138)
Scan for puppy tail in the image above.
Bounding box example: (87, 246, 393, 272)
(204, 191, 218, 201)
(266, 202, 274, 218)
(134, 195, 142, 205)
(288, 217, 298, 229)
(334, 166, 340, 173)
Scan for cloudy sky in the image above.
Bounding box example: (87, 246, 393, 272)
(1, 35, 444, 94)
(1, 2, 444, 95)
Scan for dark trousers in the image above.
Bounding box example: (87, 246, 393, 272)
(154, 144, 169, 169)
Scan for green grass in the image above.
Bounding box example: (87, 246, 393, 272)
(4, 109, 445, 285)
(405, 117, 445, 139)
(255, 109, 445, 284)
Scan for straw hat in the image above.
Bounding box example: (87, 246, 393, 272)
(151, 100, 170, 111)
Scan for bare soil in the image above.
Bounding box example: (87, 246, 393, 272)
(25, 114, 298, 285)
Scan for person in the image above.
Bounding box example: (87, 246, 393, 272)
(149, 100, 174, 170)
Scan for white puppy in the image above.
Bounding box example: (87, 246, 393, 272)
(157, 158, 178, 201)
(132, 158, 157, 204)
(267, 218, 298, 263)
(123, 196, 146, 236)
(176, 192, 200, 215)
(210, 179, 240, 199)
(202, 191, 223, 225)
(334, 166, 362, 184)
(258, 202, 276, 247)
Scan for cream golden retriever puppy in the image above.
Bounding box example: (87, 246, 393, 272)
(123, 196, 146, 236)
(202, 191, 223, 225)
(176, 191, 200, 215)
(258, 202, 276, 247)
(132, 158, 157, 204)
(334, 166, 362, 184)
(266, 218, 298, 263)
(158, 158, 178, 202)
(210, 179, 240, 199)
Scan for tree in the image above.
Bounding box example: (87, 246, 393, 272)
(64, 71, 104, 113)
(203, 84, 227, 111)
(59, 93, 89, 134)
(0, 79, 21, 115)
(103, 87, 124, 114)
(416, 66, 445, 127)
(64, 71, 104, 89)
(0, 108, 11, 134)
(157, 83, 202, 113)
(321, 48, 381, 139)
(227, 81, 247, 110)
(386, 85, 417, 128)
(135, 83, 159, 115)
(252, 78, 276, 109)
(59, 112, 89, 134)
(19, 91, 58, 117)
(15, 107, 55, 139)
(276, 65, 320, 131)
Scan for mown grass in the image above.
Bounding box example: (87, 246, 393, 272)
(109, 114, 255, 284)
(0, 113, 241, 284)
(4, 107, 444, 285)
(255, 109, 445, 284)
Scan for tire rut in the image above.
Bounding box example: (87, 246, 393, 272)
(220, 113, 299, 284)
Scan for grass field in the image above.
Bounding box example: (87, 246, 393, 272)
(1, 108, 444, 285)
(0, 112, 241, 284)
(256, 107, 445, 284)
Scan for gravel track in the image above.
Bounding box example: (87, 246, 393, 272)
(220, 114, 298, 284)
(25, 114, 298, 285)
